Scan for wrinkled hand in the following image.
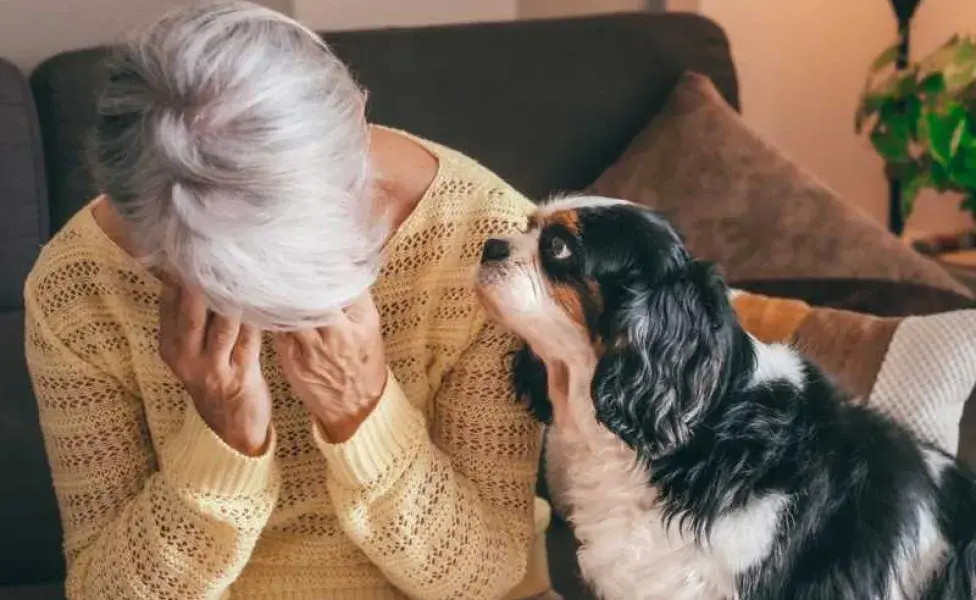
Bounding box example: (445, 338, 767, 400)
(273, 294, 388, 444)
(158, 278, 272, 456)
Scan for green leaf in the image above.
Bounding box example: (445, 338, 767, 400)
(874, 101, 917, 155)
(945, 60, 976, 92)
(869, 42, 902, 76)
(926, 113, 951, 165)
(886, 159, 921, 181)
(951, 119, 967, 155)
(873, 70, 914, 98)
(964, 146, 976, 171)
(958, 116, 976, 159)
(919, 72, 946, 98)
(951, 147, 976, 189)
(953, 167, 976, 190)
(856, 94, 888, 133)
(918, 107, 931, 143)
(871, 127, 911, 161)
(926, 104, 968, 165)
(921, 34, 963, 73)
(895, 75, 918, 97)
(932, 161, 952, 190)
(860, 34, 976, 191)
(901, 169, 932, 219)
(905, 96, 923, 139)
(944, 39, 976, 91)
(901, 187, 919, 220)
(961, 193, 976, 216)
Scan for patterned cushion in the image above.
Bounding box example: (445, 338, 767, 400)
(731, 289, 976, 456)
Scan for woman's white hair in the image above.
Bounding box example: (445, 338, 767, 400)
(90, 0, 383, 329)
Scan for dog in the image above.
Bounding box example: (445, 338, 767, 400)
(475, 195, 976, 600)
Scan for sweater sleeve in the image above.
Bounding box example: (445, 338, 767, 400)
(314, 320, 542, 600)
(24, 294, 281, 600)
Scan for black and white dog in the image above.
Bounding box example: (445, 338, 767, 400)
(475, 196, 976, 600)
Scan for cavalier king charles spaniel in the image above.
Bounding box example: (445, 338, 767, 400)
(475, 196, 976, 600)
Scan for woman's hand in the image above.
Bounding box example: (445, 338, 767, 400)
(273, 294, 388, 444)
(158, 279, 272, 456)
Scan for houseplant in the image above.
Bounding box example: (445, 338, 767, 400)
(855, 33, 976, 249)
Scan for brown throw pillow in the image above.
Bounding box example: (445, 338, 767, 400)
(590, 72, 971, 298)
(730, 288, 976, 458)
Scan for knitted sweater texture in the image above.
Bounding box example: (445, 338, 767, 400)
(24, 133, 547, 600)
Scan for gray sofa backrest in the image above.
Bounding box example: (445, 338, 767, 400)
(0, 56, 61, 586)
(30, 12, 738, 233)
(0, 57, 47, 307)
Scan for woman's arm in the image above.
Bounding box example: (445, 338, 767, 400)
(312, 320, 542, 599)
(24, 295, 281, 600)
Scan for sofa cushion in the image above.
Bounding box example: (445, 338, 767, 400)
(731, 285, 976, 464)
(0, 57, 47, 309)
(0, 309, 65, 585)
(734, 278, 976, 470)
(590, 71, 971, 298)
(30, 13, 738, 232)
(0, 58, 60, 587)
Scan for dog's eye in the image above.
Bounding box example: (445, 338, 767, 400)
(546, 236, 572, 260)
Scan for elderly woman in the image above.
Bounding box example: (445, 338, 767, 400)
(23, 2, 552, 599)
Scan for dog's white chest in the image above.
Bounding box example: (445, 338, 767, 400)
(545, 429, 737, 600)
(545, 425, 797, 600)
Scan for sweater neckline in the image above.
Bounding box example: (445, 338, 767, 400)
(80, 196, 162, 285)
(371, 125, 449, 258)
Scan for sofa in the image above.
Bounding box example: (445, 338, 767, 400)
(1, 11, 973, 599)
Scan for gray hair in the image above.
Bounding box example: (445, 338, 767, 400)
(90, 0, 383, 329)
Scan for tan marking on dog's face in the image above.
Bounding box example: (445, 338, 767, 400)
(534, 209, 581, 236)
(476, 211, 593, 364)
(480, 197, 631, 439)
(549, 281, 587, 329)
(547, 277, 603, 333)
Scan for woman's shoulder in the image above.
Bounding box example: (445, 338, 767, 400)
(25, 201, 154, 333)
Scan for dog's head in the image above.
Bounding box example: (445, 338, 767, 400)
(477, 196, 752, 459)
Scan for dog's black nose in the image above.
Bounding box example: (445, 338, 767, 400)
(481, 238, 510, 263)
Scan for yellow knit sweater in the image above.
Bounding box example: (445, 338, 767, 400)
(24, 133, 551, 600)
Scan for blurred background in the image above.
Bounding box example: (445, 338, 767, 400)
(1, 0, 974, 240)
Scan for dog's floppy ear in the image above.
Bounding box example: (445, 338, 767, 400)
(592, 260, 737, 460)
(512, 344, 552, 424)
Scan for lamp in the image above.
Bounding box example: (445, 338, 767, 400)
(885, 0, 923, 234)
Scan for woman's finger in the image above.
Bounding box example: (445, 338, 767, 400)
(232, 323, 263, 366)
(342, 293, 377, 324)
(207, 311, 242, 366)
(177, 284, 209, 356)
(272, 333, 302, 374)
(288, 328, 322, 356)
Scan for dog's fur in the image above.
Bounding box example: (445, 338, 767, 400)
(475, 196, 976, 600)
